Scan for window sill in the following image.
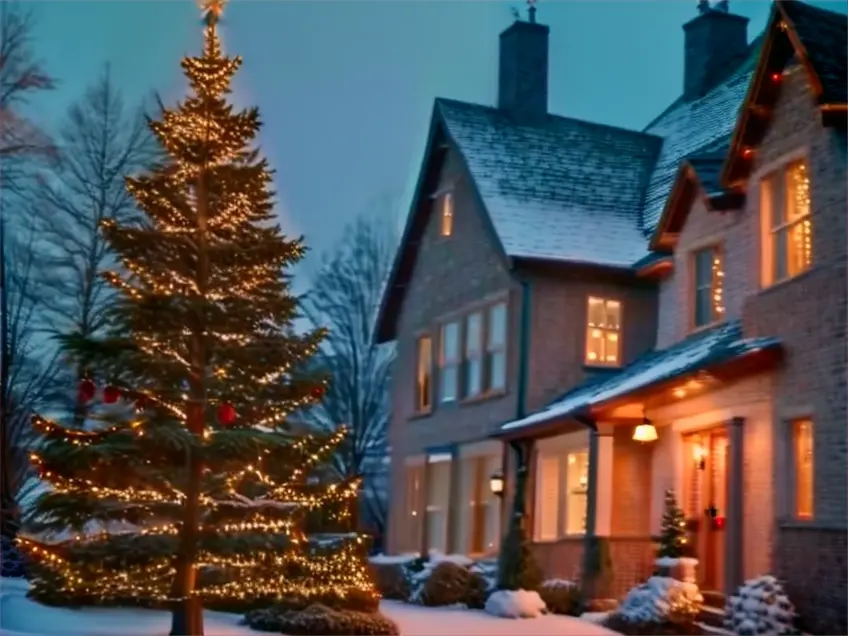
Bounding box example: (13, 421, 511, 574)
(583, 363, 622, 373)
(778, 516, 846, 531)
(759, 266, 818, 297)
(409, 409, 433, 421)
(460, 389, 507, 406)
(688, 318, 724, 335)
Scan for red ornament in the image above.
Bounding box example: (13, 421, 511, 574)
(103, 386, 121, 404)
(217, 402, 236, 425)
(311, 385, 325, 399)
(714, 516, 726, 530)
(78, 379, 96, 403)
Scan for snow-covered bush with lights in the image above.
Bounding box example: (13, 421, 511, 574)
(611, 576, 703, 626)
(723, 575, 799, 635)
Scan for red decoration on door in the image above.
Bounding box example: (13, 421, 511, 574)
(311, 385, 324, 399)
(714, 516, 726, 530)
(78, 379, 96, 403)
(103, 386, 121, 404)
(217, 402, 236, 425)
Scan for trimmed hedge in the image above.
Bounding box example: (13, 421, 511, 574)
(244, 603, 400, 635)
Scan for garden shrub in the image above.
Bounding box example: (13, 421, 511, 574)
(417, 561, 489, 608)
(244, 603, 399, 635)
(723, 575, 799, 635)
(603, 612, 703, 635)
(605, 575, 702, 635)
(539, 579, 582, 615)
(368, 561, 410, 601)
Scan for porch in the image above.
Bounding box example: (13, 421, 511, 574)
(497, 321, 782, 598)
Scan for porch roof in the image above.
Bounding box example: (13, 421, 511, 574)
(498, 321, 781, 438)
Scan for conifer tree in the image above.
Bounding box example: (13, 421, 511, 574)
(20, 2, 377, 634)
(657, 489, 689, 559)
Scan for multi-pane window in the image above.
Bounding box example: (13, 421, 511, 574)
(487, 302, 507, 391)
(439, 322, 460, 403)
(440, 192, 454, 237)
(415, 336, 432, 412)
(791, 419, 814, 520)
(693, 246, 725, 328)
(464, 313, 483, 398)
(534, 450, 589, 540)
(586, 297, 621, 366)
(761, 159, 812, 286)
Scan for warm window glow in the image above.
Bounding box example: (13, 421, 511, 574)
(534, 450, 588, 540)
(693, 246, 725, 328)
(439, 322, 460, 402)
(586, 297, 621, 365)
(761, 159, 812, 287)
(440, 192, 454, 237)
(457, 454, 501, 555)
(426, 456, 451, 553)
(486, 303, 507, 391)
(404, 465, 424, 552)
(792, 419, 814, 519)
(415, 336, 432, 412)
(464, 313, 483, 398)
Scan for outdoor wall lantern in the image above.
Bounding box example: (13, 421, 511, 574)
(633, 416, 658, 443)
(693, 443, 707, 471)
(489, 470, 505, 498)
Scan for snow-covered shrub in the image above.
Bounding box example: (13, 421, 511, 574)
(484, 589, 547, 618)
(416, 561, 488, 608)
(723, 575, 799, 635)
(538, 579, 582, 615)
(368, 561, 410, 601)
(244, 603, 399, 635)
(605, 576, 702, 633)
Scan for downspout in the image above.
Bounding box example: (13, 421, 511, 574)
(508, 277, 532, 518)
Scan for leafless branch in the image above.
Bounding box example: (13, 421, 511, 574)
(301, 203, 399, 535)
(32, 65, 155, 345)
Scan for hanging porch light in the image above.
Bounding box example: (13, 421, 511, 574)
(633, 416, 658, 442)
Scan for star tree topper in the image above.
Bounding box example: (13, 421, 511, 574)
(200, 0, 227, 25)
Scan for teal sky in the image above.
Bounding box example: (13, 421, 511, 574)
(29, 1, 839, 269)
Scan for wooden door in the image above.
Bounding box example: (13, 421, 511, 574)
(683, 429, 728, 591)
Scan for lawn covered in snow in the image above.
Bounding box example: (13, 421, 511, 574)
(0, 578, 615, 636)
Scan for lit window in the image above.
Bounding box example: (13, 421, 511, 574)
(761, 159, 812, 287)
(534, 450, 589, 540)
(792, 419, 814, 520)
(426, 455, 451, 554)
(404, 465, 424, 552)
(415, 336, 432, 412)
(693, 246, 725, 328)
(464, 313, 483, 398)
(439, 322, 460, 402)
(456, 454, 501, 555)
(486, 303, 507, 391)
(586, 297, 621, 366)
(440, 192, 454, 237)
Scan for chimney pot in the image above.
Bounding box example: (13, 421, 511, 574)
(716, 0, 729, 13)
(697, 0, 710, 14)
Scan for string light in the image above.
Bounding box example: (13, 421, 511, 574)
(712, 250, 725, 317)
(22, 0, 376, 611)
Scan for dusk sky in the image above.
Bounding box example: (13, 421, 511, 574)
(29, 1, 839, 274)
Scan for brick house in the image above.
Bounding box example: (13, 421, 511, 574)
(374, 1, 846, 631)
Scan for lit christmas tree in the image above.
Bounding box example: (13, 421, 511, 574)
(19, 1, 377, 634)
(657, 489, 690, 559)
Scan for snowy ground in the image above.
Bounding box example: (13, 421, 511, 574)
(0, 578, 615, 636)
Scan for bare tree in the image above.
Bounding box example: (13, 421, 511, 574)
(0, 1, 56, 197)
(0, 0, 56, 575)
(32, 66, 154, 411)
(302, 208, 398, 539)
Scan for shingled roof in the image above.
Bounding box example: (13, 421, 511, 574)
(437, 99, 662, 267)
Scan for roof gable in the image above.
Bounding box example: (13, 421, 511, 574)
(722, 1, 847, 187)
(437, 99, 662, 268)
(373, 105, 509, 343)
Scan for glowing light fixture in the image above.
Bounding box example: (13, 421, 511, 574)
(489, 471, 505, 497)
(633, 417, 658, 443)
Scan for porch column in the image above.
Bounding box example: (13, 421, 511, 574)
(724, 416, 745, 594)
(595, 424, 615, 537)
(445, 445, 461, 554)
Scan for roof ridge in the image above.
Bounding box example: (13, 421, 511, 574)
(435, 96, 663, 143)
(782, 0, 848, 21)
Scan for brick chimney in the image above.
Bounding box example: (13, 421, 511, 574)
(683, 0, 749, 100)
(498, 13, 550, 119)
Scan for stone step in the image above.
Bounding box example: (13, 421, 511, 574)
(701, 590, 726, 610)
(698, 604, 726, 629)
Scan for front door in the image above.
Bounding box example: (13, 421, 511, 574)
(683, 429, 728, 591)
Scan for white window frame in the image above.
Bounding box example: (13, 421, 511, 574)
(533, 449, 589, 541)
(692, 245, 724, 329)
(759, 157, 812, 287)
(585, 297, 622, 367)
(486, 302, 507, 391)
(439, 321, 460, 403)
(464, 312, 483, 399)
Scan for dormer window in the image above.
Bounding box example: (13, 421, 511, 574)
(440, 192, 454, 237)
(692, 245, 725, 329)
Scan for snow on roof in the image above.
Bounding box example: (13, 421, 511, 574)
(501, 321, 780, 433)
(437, 99, 661, 267)
(641, 41, 761, 234)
